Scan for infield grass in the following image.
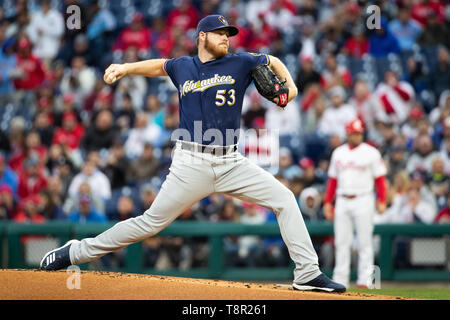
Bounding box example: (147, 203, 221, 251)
(349, 287, 450, 300)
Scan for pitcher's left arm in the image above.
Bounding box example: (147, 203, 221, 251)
(268, 55, 298, 103)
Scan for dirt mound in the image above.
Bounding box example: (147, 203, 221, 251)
(0, 269, 409, 300)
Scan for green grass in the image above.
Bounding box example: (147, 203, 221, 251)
(349, 288, 450, 300)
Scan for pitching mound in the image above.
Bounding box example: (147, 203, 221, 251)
(0, 269, 409, 300)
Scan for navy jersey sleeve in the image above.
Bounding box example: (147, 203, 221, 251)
(164, 57, 187, 88)
(239, 52, 271, 72)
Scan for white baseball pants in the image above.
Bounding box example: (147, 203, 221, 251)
(69, 141, 322, 284)
(332, 193, 375, 288)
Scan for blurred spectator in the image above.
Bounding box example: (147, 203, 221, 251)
(265, 0, 296, 34)
(411, 0, 445, 27)
(60, 55, 96, 106)
(46, 175, 66, 213)
(297, 16, 317, 61)
(0, 184, 17, 219)
(114, 49, 147, 111)
(242, 116, 274, 166)
(409, 169, 438, 215)
(434, 193, 450, 223)
(388, 5, 423, 52)
(86, 0, 116, 64)
(301, 92, 326, 133)
(385, 143, 408, 182)
(33, 111, 54, 148)
(242, 90, 266, 129)
(318, 86, 357, 140)
(439, 135, 450, 173)
(0, 154, 18, 198)
(265, 98, 301, 137)
(373, 70, 415, 124)
(299, 187, 324, 221)
(403, 56, 427, 96)
(299, 157, 325, 189)
(397, 187, 436, 223)
(219, 0, 246, 20)
(124, 113, 161, 159)
(14, 36, 46, 91)
(17, 155, 48, 200)
(13, 194, 46, 223)
(137, 183, 157, 213)
(341, 25, 369, 59)
(418, 11, 448, 47)
(245, 0, 271, 31)
(39, 188, 65, 220)
(5, 0, 31, 38)
(167, 0, 199, 32)
(247, 12, 278, 52)
(109, 195, 137, 221)
(153, 112, 179, 148)
(401, 106, 426, 142)
(26, 0, 64, 65)
(0, 30, 21, 101)
(368, 17, 400, 58)
(406, 133, 440, 173)
(114, 92, 136, 135)
(46, 143, 70, 175)
(126, 143, 160, 184)
(52, 112, 84, 151)
(429, 47, 450, 99)
(270, 147, 302, 180)
(58, 33, 94, 68)
(428, 157, 449, 209)
(68, 184, 107, 223)
(289, 177, 304, 204)
(145, 94, 166, 129)
(320, 54, 353, 91)
(67, 158, 111, 209)
(113, 13, 151, 59)
(103, 141, 129, 190)
(348, 79, 378, 135)
(296, 55, 321, 95)
(237, 202, 266, 266)
(224, 10, 249, 52)
(82, 110, 117, 152)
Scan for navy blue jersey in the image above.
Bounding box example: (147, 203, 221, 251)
(164, 52, 270, 146)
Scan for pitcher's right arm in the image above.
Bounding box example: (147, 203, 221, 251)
(104, 59, 168, 84)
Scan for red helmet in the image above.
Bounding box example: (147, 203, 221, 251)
(345, 119, 364, 134)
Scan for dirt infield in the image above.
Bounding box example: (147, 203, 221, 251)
(0, 269, 410, 300)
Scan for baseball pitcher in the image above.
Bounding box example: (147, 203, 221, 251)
(323, 119, 387, 288)
(40, 15, 345, 293)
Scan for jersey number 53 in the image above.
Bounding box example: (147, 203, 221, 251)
(215, 89, 236, 106)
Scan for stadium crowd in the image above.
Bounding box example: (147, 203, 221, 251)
(0, 0, 449, 269)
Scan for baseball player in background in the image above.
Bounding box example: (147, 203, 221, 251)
(40, 15, 345, 293)
(323, 118, 387, 289)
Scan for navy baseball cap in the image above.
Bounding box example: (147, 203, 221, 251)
(196, 15, 239, 38)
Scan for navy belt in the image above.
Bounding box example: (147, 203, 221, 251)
(180, 141, 237, 156)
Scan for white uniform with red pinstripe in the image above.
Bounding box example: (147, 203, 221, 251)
(327, 140, 387, 288)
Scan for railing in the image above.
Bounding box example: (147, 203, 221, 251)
(1, 221, 449, 281)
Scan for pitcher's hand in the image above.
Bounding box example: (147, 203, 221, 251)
(104, 64, 127, 84)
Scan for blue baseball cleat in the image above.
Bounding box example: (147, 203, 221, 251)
(40, 240, 77, 271)
(292, 273, 346, 293)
